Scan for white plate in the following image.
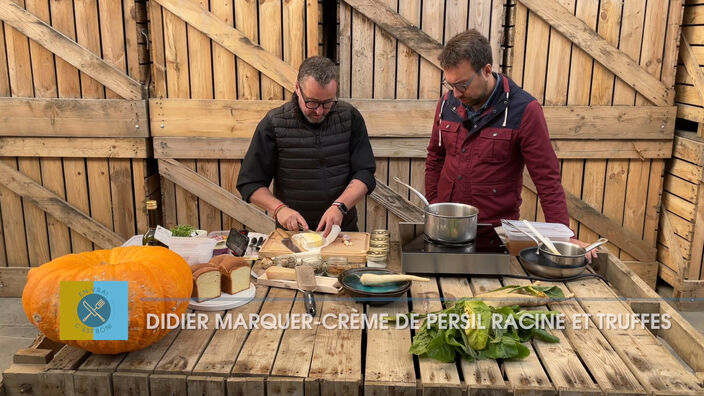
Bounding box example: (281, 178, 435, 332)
(188, 283, 256, 311)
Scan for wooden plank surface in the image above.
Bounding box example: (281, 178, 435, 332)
(410, 278, 463, 394)
(0, 98, 147, 137)
(568, 278, 704, 394)
(518, 0, 671, 106)
(343, 0, 443, 69)
(270, 291, 324, 378)
(308, 295, 364, 386)
(157, 158, 274, 233)
(471, 277, 555, 395)
(152, 0, 296, 92)
(0, 160, 125, 248)
(191, 285, 267, 376)
(0, 0, 142, 100)
(152, 136, 672, 160)
(154, 311, 220, 375)
(149, 99, 675, 139)
(0, 137, 148, 158)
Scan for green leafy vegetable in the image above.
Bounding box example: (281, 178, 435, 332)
(409, 298, 560, 363)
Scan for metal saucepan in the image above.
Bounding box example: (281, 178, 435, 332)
(537, 238, 608, 268)
(393, 177, 479, 243)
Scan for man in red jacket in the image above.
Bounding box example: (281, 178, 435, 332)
(425, 29, 593, 257)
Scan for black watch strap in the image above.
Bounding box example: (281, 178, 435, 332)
(333, 201, 348, 215)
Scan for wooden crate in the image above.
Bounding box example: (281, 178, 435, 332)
(4, 246, 704, 396)
(676, 0, 704, 135)
(658, 131, 704, 309)
(505, 0, 683, 282)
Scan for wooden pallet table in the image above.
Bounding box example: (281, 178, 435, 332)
(3, 244, 704, 396)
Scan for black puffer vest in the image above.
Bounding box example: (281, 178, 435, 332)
(269, 99, 359, 230)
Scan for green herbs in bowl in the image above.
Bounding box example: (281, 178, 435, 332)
(170, 225, 195, 237)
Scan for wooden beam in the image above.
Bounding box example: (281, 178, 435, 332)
(598, 252, 704, 374)
(157, 159, 275, 233)
(152, 0, 297, 92)
(0, 98, 147, 137)
(153, 136, 672, 160)
(523, 171, 656, 261)
(0, 0, 142, 100)
(676, 103, 704, 124)
(0, 161, 125, 248)
(0, 267, 28, 297)
(369, 178, 424, 223)
(518, 0, 672, 106)
(150, 99, 675, 139)
(342, 0, 442, 69)
(0, 138, 149, 158)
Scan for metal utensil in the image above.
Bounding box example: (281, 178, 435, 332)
(295, 265, 317, 316)
(276, 228, 301, 253)
(502, 219, 542, 254)
(583, 237, 608, 253)
(523, 220, 560, 255)
(393, 177, 479, 243)
(393, 177, 430, 207)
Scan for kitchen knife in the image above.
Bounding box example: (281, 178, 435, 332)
(276, 228, 301, 253)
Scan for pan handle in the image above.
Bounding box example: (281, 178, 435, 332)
(392, 177, 430, 208)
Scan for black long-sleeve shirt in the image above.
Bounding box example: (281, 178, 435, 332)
(237, 100, 376, 226)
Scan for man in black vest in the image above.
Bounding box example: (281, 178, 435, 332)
(237, 56, 376, 236)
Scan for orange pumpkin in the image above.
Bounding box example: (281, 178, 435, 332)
(22, 246, 193, 354)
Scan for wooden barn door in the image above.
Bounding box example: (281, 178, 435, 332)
(507, 0, 683, 282)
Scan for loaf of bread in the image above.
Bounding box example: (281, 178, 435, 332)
(210, 255, 251, 295)
(191, 263, 221, 302)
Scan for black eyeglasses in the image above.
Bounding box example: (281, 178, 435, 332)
(442, 70, 478, 93)
(298, 89, 338, 110)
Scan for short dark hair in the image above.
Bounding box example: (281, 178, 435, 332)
(297, 56, 339, 86)
(438, 29, 492, 71)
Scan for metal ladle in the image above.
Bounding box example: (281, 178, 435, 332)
(392, 177, 430, 208)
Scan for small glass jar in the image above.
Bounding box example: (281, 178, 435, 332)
(366, 252, 387, 268)
(367, 247, 387, 256)
(300, 255, 326, 274)
(274, 255, 297, 268)
(325, 256, 348, 266)
(370, 239, 390, 248)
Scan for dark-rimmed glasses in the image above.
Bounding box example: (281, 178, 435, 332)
(298, 89, 338, 110)
(442, 70, 478, 93)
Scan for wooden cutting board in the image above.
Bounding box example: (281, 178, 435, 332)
(259, 231, 370, 263)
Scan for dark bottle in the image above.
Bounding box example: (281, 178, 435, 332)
(142, 200, 167, 247)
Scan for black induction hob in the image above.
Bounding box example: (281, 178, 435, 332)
(402, 224, 511, 275)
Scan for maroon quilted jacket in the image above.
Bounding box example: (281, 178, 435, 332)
(425, 74, 569, 227)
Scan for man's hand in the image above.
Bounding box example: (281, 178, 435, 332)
(316, 206, 343, 237)
(569, 237, 598, 262)
(276, 207, 309, 231)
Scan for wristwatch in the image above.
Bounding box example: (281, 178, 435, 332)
(332, 201, 348, 215)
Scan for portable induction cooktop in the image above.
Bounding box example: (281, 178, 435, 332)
(401, 224, 511, 275)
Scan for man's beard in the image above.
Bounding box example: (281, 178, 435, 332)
(304, 113, 324, 124)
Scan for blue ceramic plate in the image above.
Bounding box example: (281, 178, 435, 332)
(338, 268, 411, 305)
